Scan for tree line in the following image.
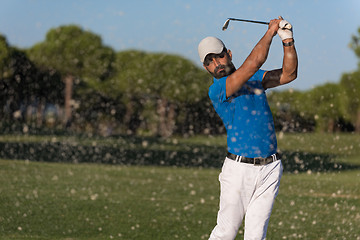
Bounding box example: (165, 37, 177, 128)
(1, 25, 360, 136)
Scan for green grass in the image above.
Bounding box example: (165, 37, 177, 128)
(1, 133, 360, 239)
(0, 160, 220, 240)
(0, 160, 359, 240)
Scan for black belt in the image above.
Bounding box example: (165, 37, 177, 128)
(226, 152, 280, 166)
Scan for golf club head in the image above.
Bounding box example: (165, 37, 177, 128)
(222, 18, 270, 31)
(222, 19, 231, 31)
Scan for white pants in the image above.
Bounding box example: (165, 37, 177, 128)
(209, 157, 283, 240)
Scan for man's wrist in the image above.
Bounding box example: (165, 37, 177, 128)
(266, 28, 277, 38)
(282, 39, 294, 47)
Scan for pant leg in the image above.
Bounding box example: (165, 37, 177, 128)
(244, 160, 283, 240)
(209, 158, 258, 240)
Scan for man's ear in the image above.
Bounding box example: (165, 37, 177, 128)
(227, 49, 232, 60)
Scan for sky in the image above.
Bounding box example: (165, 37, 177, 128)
(1, 0, 360, 91)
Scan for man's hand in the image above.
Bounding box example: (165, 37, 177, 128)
(268, 18, 281, 37)
(277, 16, 293, 41)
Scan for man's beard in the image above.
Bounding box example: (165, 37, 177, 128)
(209, 62, 236, 79)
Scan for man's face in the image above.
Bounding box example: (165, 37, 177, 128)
(203, 49, 235, 79)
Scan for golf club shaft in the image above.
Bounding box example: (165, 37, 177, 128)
(228, 18, 269, 25)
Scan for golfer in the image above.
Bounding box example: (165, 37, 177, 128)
(198, 17, 298, 240)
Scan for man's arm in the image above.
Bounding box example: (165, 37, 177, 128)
(262, 19, 298, 89)
(226, 18, 281, 97)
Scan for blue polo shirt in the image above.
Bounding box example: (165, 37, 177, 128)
(208, 70, 277, 158)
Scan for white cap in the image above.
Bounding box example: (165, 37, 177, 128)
(198, 36, 225, 63)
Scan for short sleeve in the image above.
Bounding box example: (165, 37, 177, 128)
(208, 76, 228, 103)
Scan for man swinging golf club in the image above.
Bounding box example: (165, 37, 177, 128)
(198, 16, 298, 239)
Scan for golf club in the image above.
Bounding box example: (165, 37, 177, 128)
(222, 17, 292, 31)
(222, 18, 269, 31)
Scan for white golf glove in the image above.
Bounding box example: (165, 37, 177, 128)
(278, 20, 293, 40)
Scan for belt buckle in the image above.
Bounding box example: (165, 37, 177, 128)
(253, 157, 263, 166)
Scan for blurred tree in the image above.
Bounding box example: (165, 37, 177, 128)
(105, 50, 146, 134)
(340, 27, 360, 133)
(107, 50, 211, 137)
(306, 83, 345, 132)
(267, 89, 315, 132)
(144, 53, 211, 137)
(1, 35, 35, 124)
(27, 25, 115, 127)
(0, 35, 24, 123)
(350, 27, 360, 60)
(0, 35, 11, 75)
(340, 71, 360, 132)
(1, 35, 63, 130)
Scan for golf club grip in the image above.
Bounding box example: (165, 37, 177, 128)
(229, 18, 269, 25)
